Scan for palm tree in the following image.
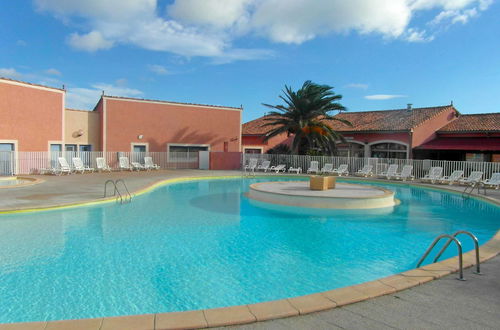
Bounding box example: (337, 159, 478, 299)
(262, 80, 351, 155)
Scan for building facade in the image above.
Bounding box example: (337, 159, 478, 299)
(242, 104, 500, 161)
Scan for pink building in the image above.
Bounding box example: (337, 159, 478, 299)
(242, 104, 500, 161)
(1, 77, 242, 174)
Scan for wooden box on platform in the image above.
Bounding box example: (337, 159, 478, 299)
(309, 176, 328, 190)
(326, 176, 336, 189)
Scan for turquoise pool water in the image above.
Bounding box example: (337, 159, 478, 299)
(0, 177, 498, 323)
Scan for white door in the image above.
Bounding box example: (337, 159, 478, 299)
(199, 151, 209, 170)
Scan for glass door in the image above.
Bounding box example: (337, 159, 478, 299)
(0, 143, 14, 176)
(132, 145, 146, 164)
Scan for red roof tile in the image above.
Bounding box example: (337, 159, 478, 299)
(243, 105, 454, 135)
(438, 113, 500, 132)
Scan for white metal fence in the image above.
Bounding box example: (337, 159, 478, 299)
(243, 153, 500, 180)
(0, 151, 199, 175)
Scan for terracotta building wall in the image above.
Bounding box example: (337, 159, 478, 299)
(412, 108, 458, 148)
(242, 133, 291, 153)
(103, 98, 241, 152)
(0, 79, 64, 151)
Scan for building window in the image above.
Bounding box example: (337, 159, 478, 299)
(65, 144, 77, 152)
(370, 143, 407, 159)
(336, 143, 364, 158)
(244, 148, 262, 154)
(50, 144, 62, 167)
(0, 143, 15, 176)
(169, 145, 208, 161)
(466, 153, 487, 162)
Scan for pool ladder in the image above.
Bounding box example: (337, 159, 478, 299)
(104, 179, 132, 204)
(462, 182, 485, 198)
(416, 230, 481, 281)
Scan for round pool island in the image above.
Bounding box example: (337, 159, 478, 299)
(248, 181, 396, 209)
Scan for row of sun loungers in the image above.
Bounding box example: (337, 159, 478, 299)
(41, 156, 161, 175)
(244, 158, 500, 189)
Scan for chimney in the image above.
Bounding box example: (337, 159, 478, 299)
(407, 103, 412, 111)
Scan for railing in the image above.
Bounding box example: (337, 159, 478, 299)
(242, 154, 500, 180)
(0, 151, 199, 175)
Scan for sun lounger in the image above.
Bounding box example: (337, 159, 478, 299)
(320, 163, 334, 174)
(439, 170, 463, 185)
(72, 157, 95, 174)
(257, 160, 271, 172)
(481, 173, 500, 189)
(270, 164, 286, 173)
(394, 165, 413, 181)
(458, 171, 483, 185)
(144, 156, 160, 170)
(244, 158, 258, 174)
(119, 157, 134, 171)
(96, 157, 112, 172)
(131, 162, 146, 171)
(288, 167, 302, 174)
(421, 167, 443, 184)
(57, 157, 73, 175)
(379, 164, 398, 180)
(332, 164, 348, 176)
(355, 165, 373, 177)
(307, 161, 320, 174)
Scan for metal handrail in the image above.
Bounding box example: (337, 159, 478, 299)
(417, 234, 464, 280)
(115, 179, 132, 203)
(462, 182, 485, 198)
(103, 179, 131, 204)
(433, 231, 481, 274)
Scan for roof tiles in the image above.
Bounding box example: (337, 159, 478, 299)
(438, 113, 500, 132)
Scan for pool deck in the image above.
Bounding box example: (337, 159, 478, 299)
(0, 170, 499, 329)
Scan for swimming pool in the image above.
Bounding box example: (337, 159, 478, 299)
(0, 177, 498, 323)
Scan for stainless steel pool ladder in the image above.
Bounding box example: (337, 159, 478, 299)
(104, 179, 132, 204)
(416, 230, 481, 281)
(462, 182, 485, 198)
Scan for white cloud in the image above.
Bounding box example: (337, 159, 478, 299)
(66, 83, 143, 109)
(0, 68, 24, 79)
(45, 68, 62, 76)
(34, 0, 493, 60)
(148, 65, 169, 75)
(365, 94, 407, 100)
(68, 31, 114, 52)
(346, 83, 369, 89)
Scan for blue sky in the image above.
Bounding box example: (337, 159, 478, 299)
(1, 0, 498, 122)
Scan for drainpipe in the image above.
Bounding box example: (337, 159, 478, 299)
(408, 129, 413, 159)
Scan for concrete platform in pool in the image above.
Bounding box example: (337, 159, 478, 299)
(248, 181, 396, 209)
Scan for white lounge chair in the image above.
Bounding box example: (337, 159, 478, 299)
(458, 171, 483, 185)
(421, 167, 443, 184)
(288, 167, 302, 174)
(131, 162, 146, 171)
(270, 164, 286, 173)
(72, 157, 95, 174)
(379, 164, 398, 180)
(394, 165, 414, 181)
(144, 156, 160, 170)
(332, 164, 349, 176)
(482, 173, 500, 189)
(307, 161, 320, 174)
(439, 170, 463, 185)
(320, 163, 334, 174)
(257, 160, 271, 172)
(355, 165, 373, 177)
(119, 157, 134, 171)
(96, 157, 112, 172)
(57, 157, 73, 175)
(244, 158, 258, 174)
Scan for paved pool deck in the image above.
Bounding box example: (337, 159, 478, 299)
(0, 170, 499, 329)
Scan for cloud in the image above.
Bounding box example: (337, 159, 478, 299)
(68, 31, 114, 52)
(115, 78, 127, 86)
(148, 64, 169, 75)
(65, 83, 143, 109)
(346, 83, 368, 89)
(45, 68, 62, 76)
(364, 94, 407, 100)
(0, 68, 24, 79)
(34, 0, 493, 60)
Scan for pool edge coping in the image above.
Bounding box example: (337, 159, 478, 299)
(0, 174, 499, 329)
